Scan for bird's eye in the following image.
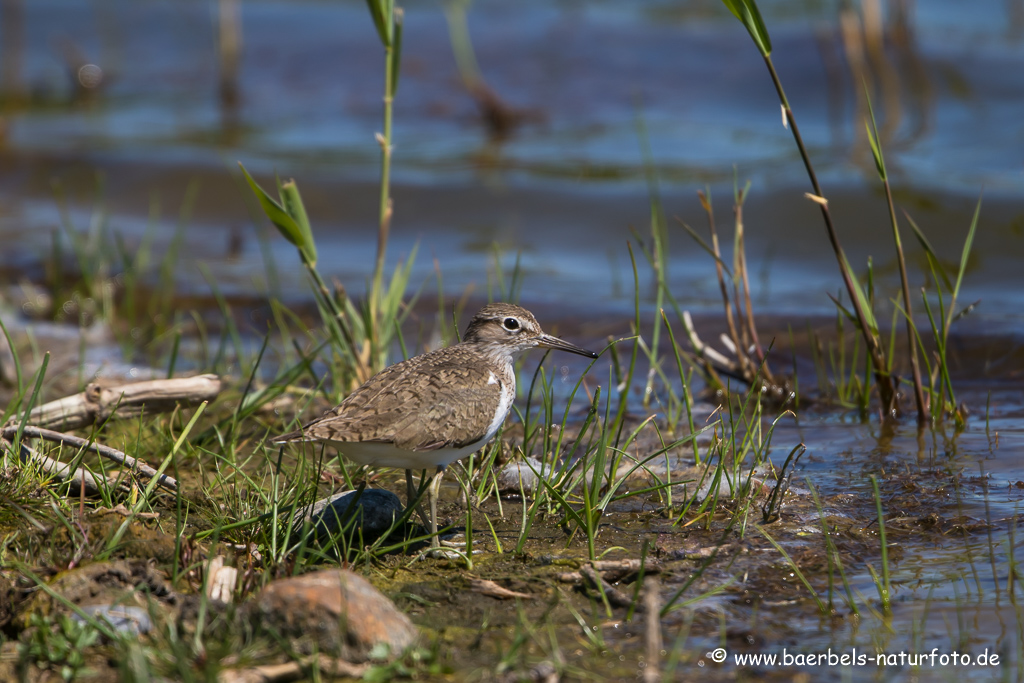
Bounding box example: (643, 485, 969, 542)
(502, 317, 520, 331)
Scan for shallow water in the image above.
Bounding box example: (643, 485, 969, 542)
(0, 0, 1022, 326)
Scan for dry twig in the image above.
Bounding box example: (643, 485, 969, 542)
(217, 655, 368, 683)
(468, 578, 534, 600)
(2, 426, 178, 492)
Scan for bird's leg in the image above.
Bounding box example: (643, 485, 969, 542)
(427, 465, 446, 548)
(405, 468, 431, 531)
(405, 468, 415, 503)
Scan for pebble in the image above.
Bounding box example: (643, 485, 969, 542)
(245, 569, 417, 661)
(71, 604, 152, 636)
(497, 457, 555, 495)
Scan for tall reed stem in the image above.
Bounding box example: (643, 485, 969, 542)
(367, 1, 403, 363)
(372, 24, 396, 341)
(760, 55, 896, 414)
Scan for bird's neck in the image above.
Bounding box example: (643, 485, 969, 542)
(471, 341, 520, 367)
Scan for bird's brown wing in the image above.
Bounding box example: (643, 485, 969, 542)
(278, 350, 506, 451)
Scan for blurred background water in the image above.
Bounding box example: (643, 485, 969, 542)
(0, 0, 1021, 325)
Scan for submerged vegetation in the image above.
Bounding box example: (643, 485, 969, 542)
(0, 0, 1018, 682)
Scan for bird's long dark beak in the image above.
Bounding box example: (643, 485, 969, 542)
(537, 334, 599, 359)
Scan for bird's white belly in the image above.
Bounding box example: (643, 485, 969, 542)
(483, 377, 514, 446)
(328, 440, 484, 470)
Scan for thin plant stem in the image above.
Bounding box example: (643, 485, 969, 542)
(760, 53, 895, 413)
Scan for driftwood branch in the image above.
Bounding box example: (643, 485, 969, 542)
(681, 312, 795, 404)
(681, 311, 735, 377)
(7, 374, 222, 432)
(0, 375, 217, 495)
(2, 426, 179, 492)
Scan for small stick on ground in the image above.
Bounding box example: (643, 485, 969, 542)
(217, 655, 369, 683)
(468, 578, 534, 601)
(580, 565, 634, 610)
(557, 558, 661, 585)
(2, 426, 178, 492)
(2, 437, 118, 496)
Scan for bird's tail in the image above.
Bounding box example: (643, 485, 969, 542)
(269, 428, 307, 444)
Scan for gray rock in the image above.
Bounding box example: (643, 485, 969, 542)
(72, 604, 152, 636)
(497, 457, 556, 495)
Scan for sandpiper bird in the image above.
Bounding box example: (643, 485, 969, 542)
(273, 302, 598, 548)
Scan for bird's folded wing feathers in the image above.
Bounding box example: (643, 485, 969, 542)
(278, 356, 506, 451)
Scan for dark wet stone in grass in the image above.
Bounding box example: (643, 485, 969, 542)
(497, 661, 559, 683)
(245, 569, 417, 661)
(302, 488, 406, 544)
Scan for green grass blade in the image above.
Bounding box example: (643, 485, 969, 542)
(366, 0, 391, 47)
(869, 475, 891, 613)
(720, 0, 772, 56)
(838, 252, 878, 334)
(863, 87, 886, 180)
(904, 211, 955, 292)
(756, 524, 827, 613)
(238, 163, 305, 255)
(948, 195, 981, 329)
(279, 179, 318, 266)
(390, 8, 404, 96)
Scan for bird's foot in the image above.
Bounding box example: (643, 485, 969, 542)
(424, 546, 466, 560)
(420, 535, 483, 560)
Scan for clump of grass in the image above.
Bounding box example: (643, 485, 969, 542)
(807, 480, 859, 616)
(719, 0, 898, 415)
(239, 0, 410, 396)
(905, 202, 980, 428)
(862, 91, 928, 423)
(717, 0, 979, 425)
(673, 182, 791, 404)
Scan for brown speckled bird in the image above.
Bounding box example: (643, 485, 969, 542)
(273, 302, 598, 547)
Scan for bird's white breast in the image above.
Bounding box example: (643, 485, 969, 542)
(483, 372, 515, 447)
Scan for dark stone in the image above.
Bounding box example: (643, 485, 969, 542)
(303, 488, 406, 545)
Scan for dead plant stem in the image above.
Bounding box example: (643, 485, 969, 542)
(700, 191, 751, 380)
